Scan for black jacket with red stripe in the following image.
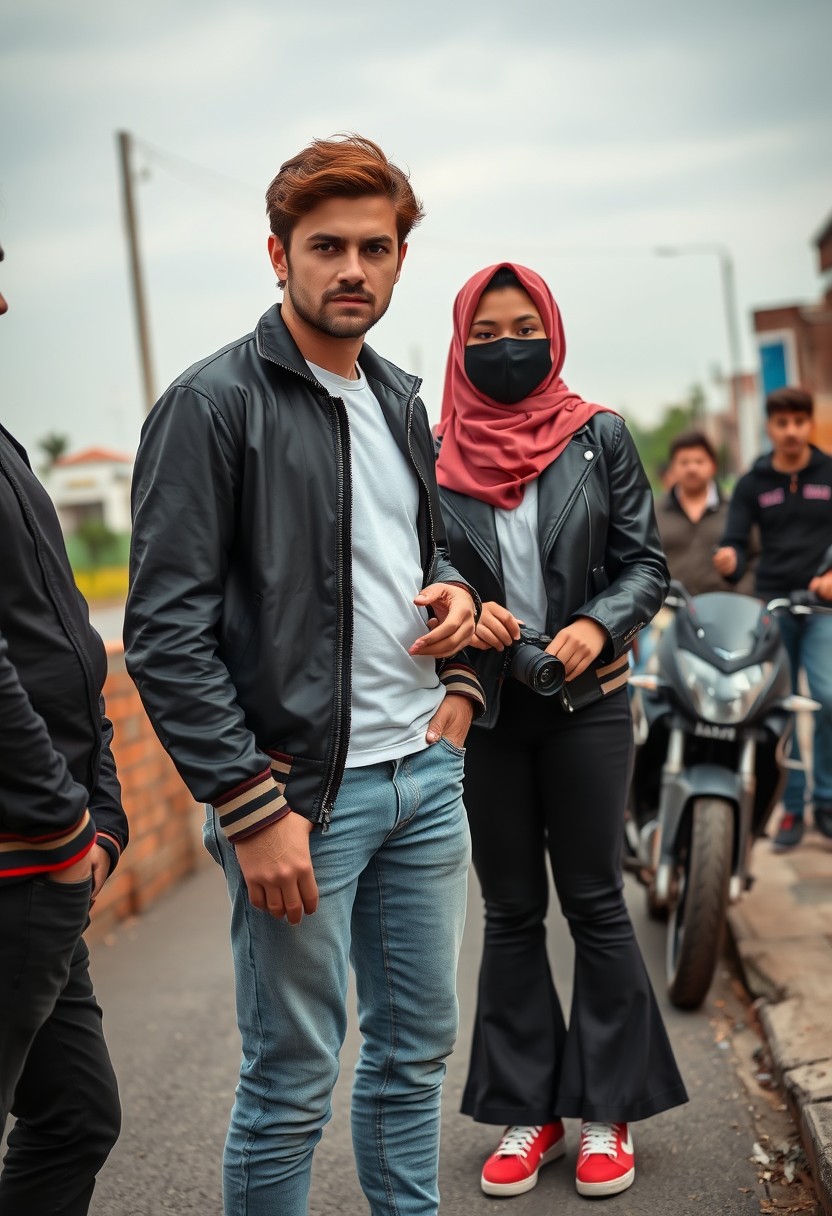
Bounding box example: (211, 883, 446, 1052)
(0, 423, 128, 880)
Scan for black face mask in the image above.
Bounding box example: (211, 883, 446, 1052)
(464, 338, 552, 405)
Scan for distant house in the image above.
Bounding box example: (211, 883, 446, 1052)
(45, 447, 134, 537)
(753, 209, 832, 453)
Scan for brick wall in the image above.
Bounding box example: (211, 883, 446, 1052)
(90, 643, 208, 938)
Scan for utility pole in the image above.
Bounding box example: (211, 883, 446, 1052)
(117, 131, 156, 415)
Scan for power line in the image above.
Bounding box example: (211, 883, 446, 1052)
(131, 136, 259, 208)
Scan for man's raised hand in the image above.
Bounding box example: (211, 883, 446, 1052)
(409, 583, 476, 658)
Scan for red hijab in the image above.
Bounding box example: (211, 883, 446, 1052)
(435, 262, 615, 510)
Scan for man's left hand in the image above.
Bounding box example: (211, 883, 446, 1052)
(809, 571, 832, 601)
(410, 583, 476, 658)
(89, 843, 113, 904)
(425, 694, 474, 749)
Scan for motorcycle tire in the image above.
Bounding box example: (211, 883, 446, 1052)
(666, 797, 733, 1010)
(645, 883, 668, 922)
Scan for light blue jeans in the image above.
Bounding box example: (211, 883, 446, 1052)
(204, 739, 470, 1216)
(778, 611, 832, 816)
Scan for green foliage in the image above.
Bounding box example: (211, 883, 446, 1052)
(628, 385, 706, 492)
(74, 517, 121, 569)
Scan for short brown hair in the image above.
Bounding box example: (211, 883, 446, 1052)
(669, 430, 717, 464)
(266, 134, 425, 250)
(766, 386, 813, 417)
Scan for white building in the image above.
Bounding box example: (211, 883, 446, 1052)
(45, 447, 134, 536)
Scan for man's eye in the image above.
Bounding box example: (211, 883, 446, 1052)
(367, 244, 389, 255)
(314, 242, 335, 252)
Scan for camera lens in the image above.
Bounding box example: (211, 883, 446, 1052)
(510, 642, 565, 696)
(536, 661, 559, 690)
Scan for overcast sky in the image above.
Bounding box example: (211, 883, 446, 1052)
(2, 0, 831, 459)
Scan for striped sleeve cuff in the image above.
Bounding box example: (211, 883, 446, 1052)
(439, 663, 486, 717)
(214, 768, 291, 843)
(95, 831, 123, 873)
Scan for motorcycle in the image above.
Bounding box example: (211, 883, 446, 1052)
(625, 583, 825, 1010)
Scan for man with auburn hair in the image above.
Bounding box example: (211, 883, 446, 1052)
(0, 243, 127, 1214)
(715, 387, 832, 850)
(655, 430, 756, 596)
(125, 135, 484, 1216)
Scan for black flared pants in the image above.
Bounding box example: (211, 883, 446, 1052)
(461, 681, 687, 1125)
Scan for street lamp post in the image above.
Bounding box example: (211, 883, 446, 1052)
(654, 243, 743, 431)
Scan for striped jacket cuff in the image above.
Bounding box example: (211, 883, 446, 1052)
(439, 663, 487, 717)
(95, 831, 123, 873)
(214, 768, 291, 843)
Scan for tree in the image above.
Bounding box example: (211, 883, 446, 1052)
(75, 517, 119, 569)
(628, 385, 707, 490)
(38, 432, 70, 473)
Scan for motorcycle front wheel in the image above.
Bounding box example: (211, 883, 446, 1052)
(666, 797, 733, 1010)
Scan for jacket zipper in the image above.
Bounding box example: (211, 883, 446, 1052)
(318, 395, 353, 827)
(582, 484, 593, 600)
(540, 452, 598, 566)
(405, 388, 437, 584)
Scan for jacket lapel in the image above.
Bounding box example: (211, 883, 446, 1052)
(538, 428, 602, 561)
(441, 488, 503, 585)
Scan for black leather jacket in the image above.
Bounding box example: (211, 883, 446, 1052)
(438, 413, 668, 727)
(0, 424, 127, 879)
(125, 305, 483, 838)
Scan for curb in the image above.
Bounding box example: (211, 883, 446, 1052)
(728, 908, 832, 1216)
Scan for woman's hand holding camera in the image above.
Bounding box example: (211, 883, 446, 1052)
(469, 601, 522, 651)
(546, 617, 608, 681)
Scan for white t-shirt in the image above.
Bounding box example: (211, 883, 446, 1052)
(307, 361, 444, 767)
(494, 479, 549, 633)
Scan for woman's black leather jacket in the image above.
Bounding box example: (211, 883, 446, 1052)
(438, 412, 668, 727)
(125, 305, 483, 836)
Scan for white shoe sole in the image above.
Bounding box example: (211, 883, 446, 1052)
(576, 1165, 635, 1198)
(481, 1140, 567, 1196)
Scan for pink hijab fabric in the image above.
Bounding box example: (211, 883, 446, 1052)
(435, 262, 615, 510)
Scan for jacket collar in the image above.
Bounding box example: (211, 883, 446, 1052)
(665, 481, 721, 516)
(255, 303, 420, 403)
(752, 444, 829, 477)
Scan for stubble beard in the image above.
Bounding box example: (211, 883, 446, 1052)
(285, 278, 394, 341)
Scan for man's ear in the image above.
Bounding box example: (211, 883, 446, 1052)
(268, 234, 289, 285)
(394, 242, 408, 285)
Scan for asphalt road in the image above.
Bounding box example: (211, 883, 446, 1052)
(81, 843, 777, 1216)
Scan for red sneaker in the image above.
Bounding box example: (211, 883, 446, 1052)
(481, 1122, 566, 1196)
(575, 1121, 635, 1197)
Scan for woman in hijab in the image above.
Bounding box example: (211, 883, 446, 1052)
(435, 264, 687, 1201)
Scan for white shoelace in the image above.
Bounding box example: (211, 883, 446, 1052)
(580, 1121, 618, 1159)
(496, 1125, 542, 1159)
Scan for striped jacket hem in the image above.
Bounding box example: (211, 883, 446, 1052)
(0, 810, 96, 880)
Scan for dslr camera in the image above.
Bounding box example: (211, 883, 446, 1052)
(508, 627, 565, 696)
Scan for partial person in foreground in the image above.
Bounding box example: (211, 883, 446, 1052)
(0, 242, 128, 1215)
(714, 387, 832, 851)
(124, 136, 483, 1216)
(435, 263, 687, 1201)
